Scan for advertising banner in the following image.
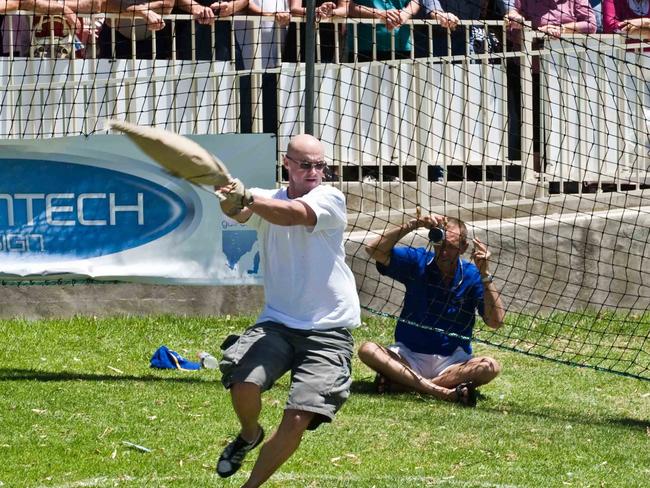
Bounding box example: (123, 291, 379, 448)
(0, 133, 276, 284)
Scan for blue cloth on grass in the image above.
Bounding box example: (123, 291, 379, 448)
(150, 345, 201, 370)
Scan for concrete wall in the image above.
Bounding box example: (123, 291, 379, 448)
(0, 284, 265, 320)
(351, 203, 650, 319)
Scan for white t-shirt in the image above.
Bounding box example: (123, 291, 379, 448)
(245, 185, 361, 330)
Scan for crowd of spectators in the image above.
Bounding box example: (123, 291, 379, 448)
(0, 0, 644, 141)
(0, 0, 643, 61)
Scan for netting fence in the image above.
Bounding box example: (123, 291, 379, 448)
(0, 5, 648, 379)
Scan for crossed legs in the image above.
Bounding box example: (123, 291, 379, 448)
(357, 341, 501, 399)
(432, 355, 501, 389)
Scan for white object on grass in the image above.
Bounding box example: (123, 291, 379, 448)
(122, 441, 152, 453)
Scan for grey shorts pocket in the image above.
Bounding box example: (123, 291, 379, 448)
(220, 334, 240, 351)
(319, 351, 352, 396)
(219, 323, 293, 391)
(220, 326, 264, 369)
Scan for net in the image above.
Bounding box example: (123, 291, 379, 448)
(0, 2, 648, 380)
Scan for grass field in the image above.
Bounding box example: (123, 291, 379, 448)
(0, 315, 648, 488)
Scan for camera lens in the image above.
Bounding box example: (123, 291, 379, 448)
(428, 227, 445, 244)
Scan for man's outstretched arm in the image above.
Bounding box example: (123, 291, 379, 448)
(246, 195, 316, 227)
(216, 184, 317, 227)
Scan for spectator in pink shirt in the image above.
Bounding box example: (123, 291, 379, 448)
(506, 0, 597, 36)
(504, 0, 596, 172)
(603, 0, 650, 39)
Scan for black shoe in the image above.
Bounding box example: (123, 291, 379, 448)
(373, 373, 391, 394)
(216, 426, 265, 478)
(455, 382, 478, 407)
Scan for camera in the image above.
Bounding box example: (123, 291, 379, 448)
(428, 226, 445, 244)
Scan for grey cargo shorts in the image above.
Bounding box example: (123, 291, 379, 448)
(219, 321, 354, 430)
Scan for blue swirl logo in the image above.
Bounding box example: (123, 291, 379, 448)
(0, 158, 192, 259)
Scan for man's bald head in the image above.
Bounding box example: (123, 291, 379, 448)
(287, 134, 324, 158)
(283, 134, 327, 198)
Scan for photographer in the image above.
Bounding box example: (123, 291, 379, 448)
(361, 214, 505, 406)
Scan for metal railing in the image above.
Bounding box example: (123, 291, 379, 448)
(1, 13, 648, 206)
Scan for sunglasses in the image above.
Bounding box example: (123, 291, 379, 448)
(286, 155, 327, 171)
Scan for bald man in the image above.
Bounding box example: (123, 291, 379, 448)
(214, 134, 361, 487)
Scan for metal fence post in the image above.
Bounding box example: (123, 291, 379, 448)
(304, 0, 316, 135)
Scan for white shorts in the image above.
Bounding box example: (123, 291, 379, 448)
(388, 343, 472, 379)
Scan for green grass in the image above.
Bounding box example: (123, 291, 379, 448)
(0, 315, 648, 487)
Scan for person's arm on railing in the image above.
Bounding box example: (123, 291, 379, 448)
(19, 0, 79, 31)
(212, 0, 249, 18)
(125, 0, 174, 31)
(504, 2, 524, 30)
(543, 21, 594, 35)
(176, 0, 248, 24)
(175, 0, 215, 24)
(429, 10, 459, 30)
(348, 0, 388, 21)
(503, 0, 525, 49)
(245, 0, 261, 14)
(104, 0, 175, 31)
(247, 0, 290, 25)
(396, 0, 419, 26)
(0, 0, 20, 13)
(290, 0, 338, 19)
(348, 0, 401, 30)
(422, 0, 459, 30)
(331, 0, 348, 18)
(550, 0, 597, 35)
(618, 17, 650, 39)
(537, 21, 596, 37)
(289, 0, 305, 16)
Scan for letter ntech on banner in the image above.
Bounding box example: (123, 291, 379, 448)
(0, 134, 275, 285)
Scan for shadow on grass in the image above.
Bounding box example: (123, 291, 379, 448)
(479, 403, 650, 432)
(0, 367, 213, 384)
(350, 378, 378, 394)
(351, 378, 649, 432)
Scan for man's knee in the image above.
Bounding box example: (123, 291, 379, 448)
(280, 409, 315, 436)
(357, 341, 381, 364)
(476, 357, 501, 381)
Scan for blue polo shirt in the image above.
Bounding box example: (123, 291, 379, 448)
(377, 246, 485, 355)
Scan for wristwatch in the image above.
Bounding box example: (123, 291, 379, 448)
(481, 273, 494, 284)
